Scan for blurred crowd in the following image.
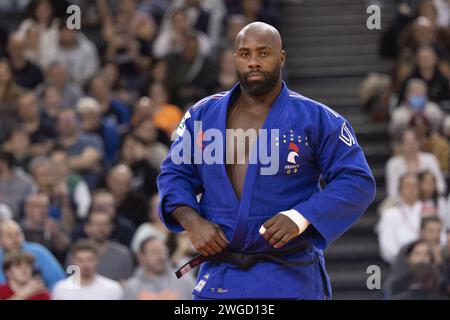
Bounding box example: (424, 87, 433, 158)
(0, 0, 280, 300)
(366, 0, 450, 299)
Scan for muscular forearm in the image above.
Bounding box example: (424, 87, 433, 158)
(172, 206, 202, 231)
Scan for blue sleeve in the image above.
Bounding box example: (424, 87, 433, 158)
(157, 107, 204, 232)
(30, 244, 66, 290)
(293, 106, 376, 249)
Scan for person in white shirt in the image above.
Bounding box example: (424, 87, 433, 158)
(385, 129, 446, 199)
(52, 239, 122, 300)
(418, 170, 449, 228)
(378, 173, 423, 264)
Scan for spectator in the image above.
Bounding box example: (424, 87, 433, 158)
(52, 239, 122, 300)
(420, 215, 445, 266)
(153, 7, 211, 59)
(378, 173, 423, 263)
(212, 14, 247, 58)
(392, 263, 444, 299)
(39, 84, 64, 124)
(383, 239, 434, 298)
(442, 229, 450, 297)
(43, 21, 100, 85)
(147, 84, 183, 136)
(231, 0, 279, 28)
(6, 33, 44, 89)
(29, 156, 76, 233)
(0, 251, 50, 300)
(2, 128, 33, 172)
(35, 61, 84, 109)
(131, 193, 169, 254)
(419, 170, 449, 226)
(16, 0, 59, 68)
(122, 236, 194, 300)
(105, 164, 149, 227)
(397, 46, 450, 106)
(434, 0, 450, 27)
(210, 47, 238, 93)
(165, 30, 217, 107)
(20, 192, 70, 262)
(88, 75, 131, 133)
(119, 133, 159, 197)
(0, 151, 36, 218)
(17, 92, 56, 156)
(76, 97, 120, 166)
(0, 59, 23, 140)
(68, 209, 134, 282)
(49, 147, 91, 220)
(72, 189, 135, 247)
(409, 113, 450, 173)
(55, 108, 105, 189)
(132, 119, 169, 171)
(0, 219, 65, 290)
(385, 129, 446, 199)
(390, 78, 444, 135)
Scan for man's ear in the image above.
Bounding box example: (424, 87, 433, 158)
(280, 50, 286, 68)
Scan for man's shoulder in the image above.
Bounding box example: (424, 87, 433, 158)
(108, 241, 132, 256)
(190, 91, 228, 114)
(286, 90, 342, 119)
(95, 275, 122, 291)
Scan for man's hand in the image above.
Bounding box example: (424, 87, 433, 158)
(261, 213, 309, 249)
(172, 206, 228, 256)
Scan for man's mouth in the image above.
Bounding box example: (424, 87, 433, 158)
(247, 72, 265, 81)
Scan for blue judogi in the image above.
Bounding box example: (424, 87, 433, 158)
(157, 82, 376, 299)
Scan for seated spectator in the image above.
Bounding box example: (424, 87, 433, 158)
(35, 61, 84, 109)
(20, 193, 70, 263)
(397, 46, 450, 106)
(0, 251, 50, 300)
(0, 59, 23, 140)
(392, 263, 444, 299)
(42, 21, 99, 85)
(17, 92, 56, 156)
(119, 133, 159, 197)
(16, 0, 59, 69)
(6, 33, 44, 89)
(165, 30, 217, 107)
(132, 119, 170, 170)
(0, 151, 36, 218)
(383, 239, 434, 298)
(67, 210, 134, 282)
(410, 113, 450, 173)
(55, 108, 105, 189)
(230, 0, 279, 28)
(49, 148, 91, 220)
(122, 236, 194, 300)
(76, 97, 120, 166)
(88, 75, 131, 134)
(419, 170, 449, 226)
(105, 164, 149, 227)
(0, 219, 65, 290)
(420, 215, 445, 266)
(2, 128, 33, 172)
(153, 7, 211, 59)
(131, 194, 169, 254)
(390, 78, 444, 136)
(29, 157, 76, 233)
(378, 173, 423, 263)
(53, 239, 122, 300)
(385, 129, 446, 199)
(72, 189, 135, 247)
(210, 47, 238, 93)
(40, 85, 64, 126)
(147, 83, 183, 136)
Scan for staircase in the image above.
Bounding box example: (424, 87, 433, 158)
(280, 0, 396, 299)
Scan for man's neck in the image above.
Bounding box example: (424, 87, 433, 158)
(80, 274, 96, 286)
(239, 80, 282, 110)
(9, 279, 28, 292)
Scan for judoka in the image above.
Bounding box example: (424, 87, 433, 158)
(157, 22, 376, 299)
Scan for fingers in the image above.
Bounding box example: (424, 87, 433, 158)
(263, 216, 277, 230)
(262, 219, 280, 242)
(268, 228, 286, 247)
(273, 233, 291, 249)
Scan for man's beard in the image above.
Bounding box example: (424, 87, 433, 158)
(238, 66, 280, 96)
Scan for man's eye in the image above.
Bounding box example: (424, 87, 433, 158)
(239, 52, 249, 58)
(260, 51, 269, 57)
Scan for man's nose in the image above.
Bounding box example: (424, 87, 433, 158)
(248, 53, 261, 69)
